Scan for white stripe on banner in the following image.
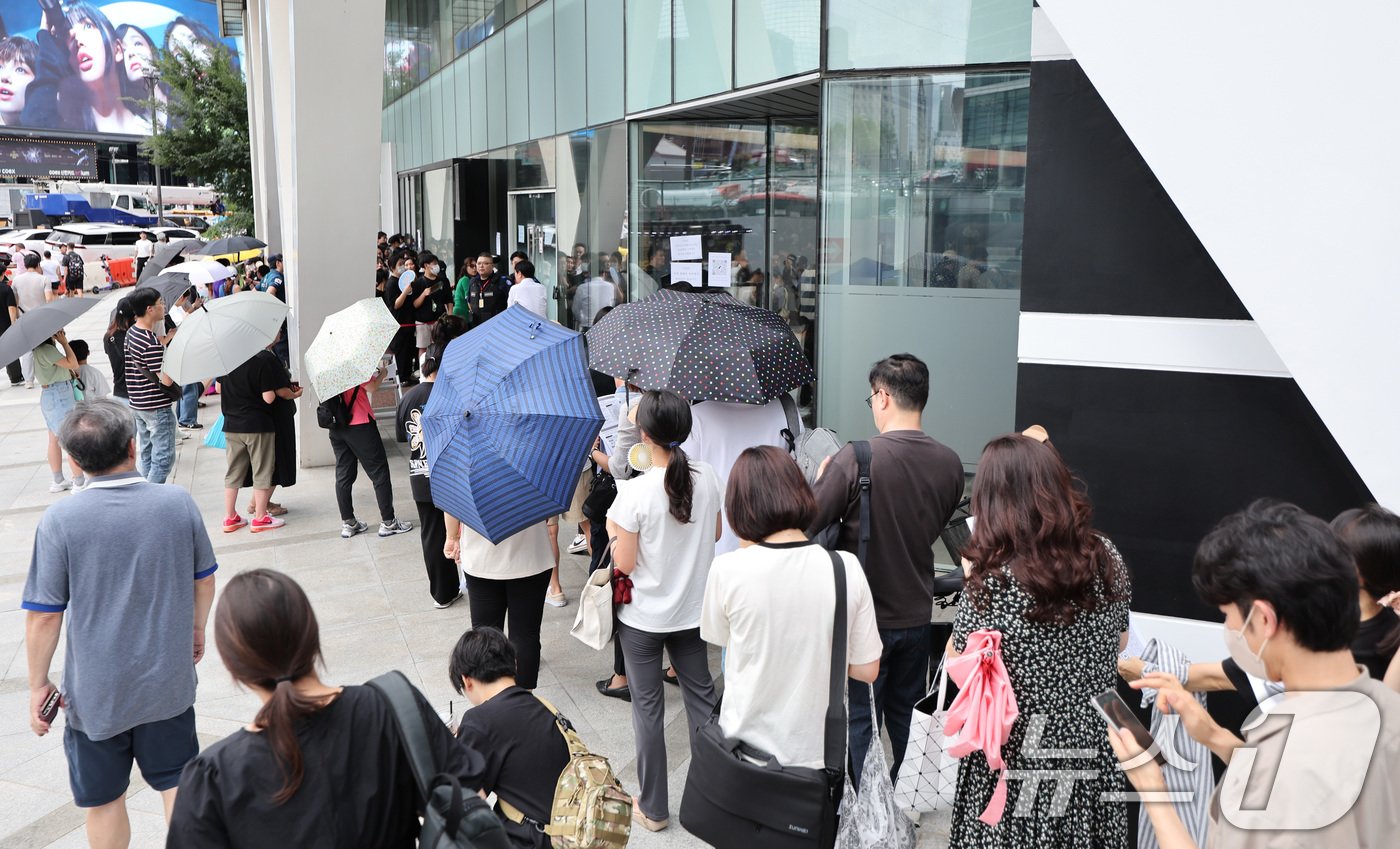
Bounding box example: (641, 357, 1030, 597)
(1017, 313, 1289, 377)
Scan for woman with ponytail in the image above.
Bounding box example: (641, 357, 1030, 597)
(167, 569, 485, 847)
(605, 389, 722, 831)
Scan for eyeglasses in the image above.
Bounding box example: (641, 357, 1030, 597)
(865, 389, 881, 408)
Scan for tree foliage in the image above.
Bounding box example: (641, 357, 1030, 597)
(140, 46, 253, 235)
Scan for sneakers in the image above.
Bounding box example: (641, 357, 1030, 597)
(566, 533, 588, 554)
(546, 590, 568, 608)
(180, 422, 204, 430)
(223, 515, 248, 533)
(70, 477, 87, 493)
(434, 591, 463, 610)
(250, 515, 286, 533)
(378, 519, 413, 537)
(341, 519, 369, 539)
(48, 479, 72, 493)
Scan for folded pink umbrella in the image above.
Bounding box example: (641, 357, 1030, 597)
(945, 628, 1019, 825)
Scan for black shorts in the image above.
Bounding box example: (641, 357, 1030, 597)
(49, 279, 61, 291)
(63, 706, 197, 807)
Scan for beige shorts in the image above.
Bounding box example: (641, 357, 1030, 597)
(562, 467, 592, 524)
(415, 322, 435, 349)
(225, 431, 276, 489)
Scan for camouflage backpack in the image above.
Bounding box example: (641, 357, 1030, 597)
(499, 696, 632, 849)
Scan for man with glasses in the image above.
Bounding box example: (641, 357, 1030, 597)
(123, 287, 179, 484)
(807, 353, 965, 786)
(466, 252, 510, 326)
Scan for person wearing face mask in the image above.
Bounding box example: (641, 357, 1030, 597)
(408, 252, 450, 359)
(1112, 500, 1400, 849)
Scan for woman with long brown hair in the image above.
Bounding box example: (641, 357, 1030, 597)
(947, 433, 1132, 849)
(167, 569, 484, 847)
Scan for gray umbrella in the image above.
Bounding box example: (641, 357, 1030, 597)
(138, 238, 206, 283)
(0, 298, 99, 365)
(135, 271, 197, 306)
(198, 235, 266, 256)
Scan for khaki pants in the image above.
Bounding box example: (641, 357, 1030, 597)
(225, 431, 276, 490)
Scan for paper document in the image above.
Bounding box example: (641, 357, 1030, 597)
(597, 393, 620, 454)
(670, 262, 702, 287)
(669, 234, 702, 261)
(707, 252, 732, 286)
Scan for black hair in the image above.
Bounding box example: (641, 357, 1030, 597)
(432, 314, 468, 349)
(0, 35, 37, 74)
(23, 252, 38, 269)
(377, 231, 387, 239)
(390, 248, 415, 270)
(592, 305, 613, 326)
(375, 268, 389, 285)
(1193, 499, 1359, 652)
(61, 3, 145, 123)
(421, 343, 443, 377)
(106, 296, 135, 337)
(128, 286, 161, 316)
(449, 627, 517, 692)
(509, 250, 528, 263)
(69, 338, 89, 361)
(163, 15, 221, 60)
(515, 259, 535, 279)
(636, 390, 696, 523)
(1332, 504, 1400, 654)
(868, 353, 929, 412)
(59, 398, 133, 473)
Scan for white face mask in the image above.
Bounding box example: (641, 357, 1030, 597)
(1224, 604, 1271, 680)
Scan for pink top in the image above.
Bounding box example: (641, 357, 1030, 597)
(342, 382, 375, 426)
(945, 628, 1019, 825)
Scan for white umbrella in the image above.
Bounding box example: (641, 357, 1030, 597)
(163, 291, 289, 385)
(304, 298, 400, 403)
(163, 259, 237, 287)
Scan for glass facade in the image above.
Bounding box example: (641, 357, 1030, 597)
(673, 0, 732, 102)
(828, 0, 1032, 71)
(735, 0, 820, 88)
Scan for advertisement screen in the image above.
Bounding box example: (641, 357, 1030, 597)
(0, 0, 235, 137)
(0, 135, 95, 177)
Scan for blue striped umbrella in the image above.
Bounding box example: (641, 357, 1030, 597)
(423, 305, 603, 543)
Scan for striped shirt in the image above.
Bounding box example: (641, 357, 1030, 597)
(123, 326, 170, 411)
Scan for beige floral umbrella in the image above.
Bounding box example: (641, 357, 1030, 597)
(303, 298, 400, 403)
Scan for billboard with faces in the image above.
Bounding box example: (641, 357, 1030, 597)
(0, 0, 235, 137)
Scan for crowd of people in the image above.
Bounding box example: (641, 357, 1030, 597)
(13, 227, 1400, 849)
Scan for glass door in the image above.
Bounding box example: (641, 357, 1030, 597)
(508, 190, 559, 322)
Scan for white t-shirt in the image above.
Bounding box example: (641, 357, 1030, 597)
(13, 270, 48, 311)
(506, 277, 549, 317)
(572, 277, 617, 327)
(607, 460, 722, 632)
(701, 542, 882, 768)
(134, 239, 154, 259)
(681, 399, 793, 555)
(39, 258, 60, 282)
(459, 521, 553, 581)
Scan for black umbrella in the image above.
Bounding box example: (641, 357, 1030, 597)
(138, 238, 206, 283)
(586, 289, 815, 405)
(0, 298, 99, 365)
(135, 271, 197, 306)
(198, 235, 266, 256)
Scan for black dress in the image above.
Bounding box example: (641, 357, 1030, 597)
(167, 685, 483, 849)
(240, 353, 297, 489)
(949, 540, 1131, 849)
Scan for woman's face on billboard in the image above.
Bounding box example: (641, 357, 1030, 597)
(69, 15, 111, 84)
(0, 56, 34, 116)
(121, 29, 154, 82)
(168, 24, 211, 64)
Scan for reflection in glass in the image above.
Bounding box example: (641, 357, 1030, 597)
(586, 0, 626, 125)
(827, 0, 1031, 71)
(673, 0, 732, 102)
(625, 0, 672, 112)
(735, 0, 820, 87)
(554, 0, 587, 132)
(822, 73, 1027, 289)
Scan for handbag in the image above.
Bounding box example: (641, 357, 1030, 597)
(124, 332, 182, 403)
(892, 657, 958, 813)
(203, 414, 227, 449)
(580, 467, 616, 523)
(367, 671, 511, 849)
(678, 550, 848, 849)
(834, 688, 917, 849)
(570, 566, 615, 650)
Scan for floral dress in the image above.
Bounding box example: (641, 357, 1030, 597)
(949, 540, 1131, 849)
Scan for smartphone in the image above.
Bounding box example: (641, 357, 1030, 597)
(38, 689, 60, 724)
(1091, 689, 1165, 765)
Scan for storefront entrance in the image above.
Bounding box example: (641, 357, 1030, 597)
(508, 189, 558, 321)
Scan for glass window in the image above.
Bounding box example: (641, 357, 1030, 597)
(827, 0, 1031, 71)
(586, 0, 625, 125)
(554, 0, 587, 132)
(528, 7, 555, 140)
(453, 59, 471, 153)
(673, 0, 731, 102)
(423, 166, 455, 263)
(505, 22, 530, 144)
(469, 46, 489, 153)
(486, 32, 508, 150)
(625, 0, 671, 113)
(735, 0, 820, 88)
(819, 72, 1026, 463)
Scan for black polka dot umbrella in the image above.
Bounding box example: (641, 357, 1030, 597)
(586, 289, 814, 404)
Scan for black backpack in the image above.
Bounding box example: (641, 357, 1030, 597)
(316, 386, 358, 429)
(812, 440, 872, 565)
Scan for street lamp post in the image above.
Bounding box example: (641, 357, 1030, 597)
(141, 67, 163, 226)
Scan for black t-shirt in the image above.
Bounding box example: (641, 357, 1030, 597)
(221, 350, 288, 433)
(104, 329, 127, 398)
(807, 430, 966, 628)
(454, 686, 570, 824)
(168, 685, 484, 849)
(411, 273, 448, 323)
(395, 381, 434, 503)
(1354, 613, 1400, 680)
(62, 251, 84, 281)
(0, 281, 15, 330)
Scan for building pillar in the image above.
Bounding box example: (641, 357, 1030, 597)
(244, 0, 385, 467)
(242, 4, 280, 248)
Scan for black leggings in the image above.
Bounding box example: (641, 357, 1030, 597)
(328, 422, 396, 523)
(463, 569, 552, 689)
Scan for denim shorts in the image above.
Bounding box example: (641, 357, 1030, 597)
(39, 381, 76, 434)
(63, 706, 197, 807)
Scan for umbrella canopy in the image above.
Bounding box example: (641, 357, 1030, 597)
(0, 297, 99, 365)
(138, 238, 206, 283)
(163, 259, 236, 287)
(424, 305, 603, 544)
(162, 291, 289, 385)
(135, 271, 198, 306)
(195, 235, 266, 257)
(303, 297, 400, 402)
(586, 289, 815, 404)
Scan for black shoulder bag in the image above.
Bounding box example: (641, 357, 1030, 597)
(813, 440, 872, 565)
(316, 386, 359, 430)
(679, 549, 848, 849)
(368, 671, 511, 849)
(123, 331, 181, 402)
